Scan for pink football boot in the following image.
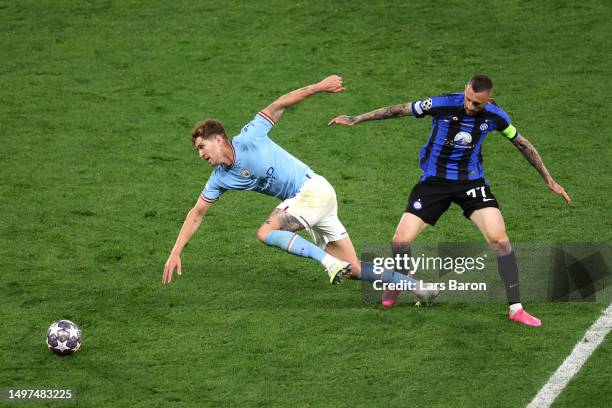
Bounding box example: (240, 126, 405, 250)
(381, 289, 401, 308)
(381, 272, 416, 308)
(509, 308, 542, 327)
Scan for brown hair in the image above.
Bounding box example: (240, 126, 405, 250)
(191, 119, 227, 145)
(468, 74, 493, 93)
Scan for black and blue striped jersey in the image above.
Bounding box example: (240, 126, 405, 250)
(411, 92, 518, 182)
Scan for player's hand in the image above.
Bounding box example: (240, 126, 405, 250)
(163, 253, 182, 284)
(328, 115, 358, 126)
(547, 179, 571, 204)
(316, 75, 345, 93)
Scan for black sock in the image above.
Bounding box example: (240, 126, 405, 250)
(391, 242, 411, 276)
(497, 251, 520, 304)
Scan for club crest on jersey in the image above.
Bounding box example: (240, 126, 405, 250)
(454, 132, 472, 146)
(421, 98, 432, 111)
(240, 169, 251, 178)
(480, 123, 488, 131)
(413, 199, 423, 210)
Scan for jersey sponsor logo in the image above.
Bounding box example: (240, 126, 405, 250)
(256, 167, 276, 191)
(480, 123, 488, 131)
(421, 98, 433, 111)
(242, 122, 254, 134)
(413, 199, 423, 210)
(453, 132, 472, 146)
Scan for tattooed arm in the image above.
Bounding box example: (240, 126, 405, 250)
(512, 133, 571, 204)
(328, 102, 413, 126)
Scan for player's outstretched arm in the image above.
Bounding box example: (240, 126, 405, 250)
(262, 75, 345, 123)
(328, 102, 414, 126)
(163, 197, 213, 284)
(511, 133, 571, 204)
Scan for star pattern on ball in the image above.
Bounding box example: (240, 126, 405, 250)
(66, 326, 80, 339)
(46, 320, 81, 355)
(56, 340, 70, 352)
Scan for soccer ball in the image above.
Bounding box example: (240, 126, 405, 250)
(46, 320, 82, 356)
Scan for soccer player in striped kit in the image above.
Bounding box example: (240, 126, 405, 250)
(329, 74, 570, 326)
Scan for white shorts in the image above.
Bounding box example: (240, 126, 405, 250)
(276, 175, 348, 248)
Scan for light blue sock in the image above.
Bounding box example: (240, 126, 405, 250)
(264, 230, 326, 263)
(359, 261, 380, 282)
(382, 267, 418, 287)
(360, 261, 418, 286)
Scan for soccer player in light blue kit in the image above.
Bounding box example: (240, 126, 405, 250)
(163, 75, 439, 301)
(162, 76, 362, 285)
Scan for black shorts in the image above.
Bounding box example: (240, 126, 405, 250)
(405, 178, 499, 226)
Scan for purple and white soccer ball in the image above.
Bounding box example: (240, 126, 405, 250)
(46, 320, 81, 356)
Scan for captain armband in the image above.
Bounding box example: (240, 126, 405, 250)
(501, 124, 518, 140)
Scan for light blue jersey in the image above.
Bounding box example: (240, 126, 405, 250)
(201, 112, 314, 203)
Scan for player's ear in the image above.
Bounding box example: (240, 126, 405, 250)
(487, 97, 494, 104)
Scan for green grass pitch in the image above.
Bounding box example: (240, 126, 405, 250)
(1, 1, 611, 406)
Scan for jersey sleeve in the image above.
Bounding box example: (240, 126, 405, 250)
(200, 169, 227, 203)
(490, 106, 518, 141)
(237, 112, 275, 141)
(411, 95, 454, 118)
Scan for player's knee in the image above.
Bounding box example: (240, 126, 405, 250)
(256, 226, 273, 243)
(487, 232, 511, 254)
(392, 233, 414, 246)
(488, 232, 509, 245)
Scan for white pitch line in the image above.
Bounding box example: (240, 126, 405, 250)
(527, 304, 612, 408)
